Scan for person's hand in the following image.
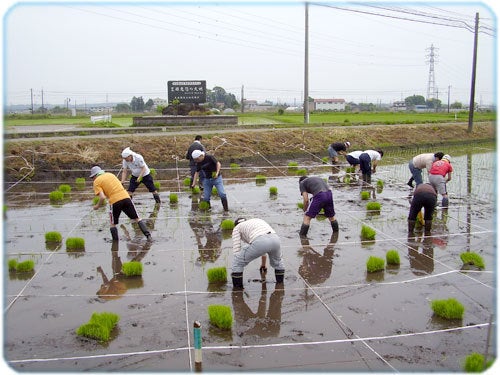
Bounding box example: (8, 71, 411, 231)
(137, 177, 142, 183)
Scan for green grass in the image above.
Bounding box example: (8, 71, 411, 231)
(269, 186, 278, 195)
(386, 250, 400, 265)
(66, 237, 85, 250)
(169, 193, 178, 204)
(361, 225, 376, 240)
(220, 219, 235, 230)
(208, 305, 233, 329)
(366, 202, 381, 211)
(45, 231, 62, 243)
(366, 256, 385, 273)
(460, 252, 485, 269)
(431, 298, 465, 319)
(49, 190, 64, 202)
(121, 261, 143, 276)
(76, 311, 120, 342)
(207, 267, 227, 283)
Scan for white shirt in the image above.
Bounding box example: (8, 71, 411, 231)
(232, 218, 275, 254)
(363, 150, 382, 161)
(122, 152, 150, 177)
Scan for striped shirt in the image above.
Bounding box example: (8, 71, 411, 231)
(232, 218, 276, 254)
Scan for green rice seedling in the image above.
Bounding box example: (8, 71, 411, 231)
(8, 259, 18, 271)
(211, 187, 218, 196)
(183, 177, 191, 186)
(366, 202, 381, 211)
(344, 176, 351, 184)
(207, 267, 227, 283)
(386, 250, 400, 265)
(45, 231, 62, 243)
(255, 174, 267, 184)
(366, 256, 385, 273)
(192, 186, 200, 194)
(75, 177, 86, 189)
(76, 323, 110, 341)
(199, 201, 211, 211)
(460, 252, 485, 269)
(89, 312, 120, 332)
(287, 161, 299, 171)
(220, 219, 235, 231)
(169, 193, 178, 204)
(431, 298, 465, 319)
(122, 261, 143, 276)
(269, 186, 278, 195)
(361, 225, 376, 240)
(66, 237, 85, 250)
(346, 166, 356, 173)
(360, 191, 370, 200)
(58, 184, 72, 194)
(463, 352, 492, 372)
(92, 196, 100, 205)
(49, 190, 64, 202)
(15, 259, 35, 272)
(230, 163, 241, 170)
(149, 168, 157, 178)
(154, 181, 161, 190)
(297, 202, 304, 210)
(296, 168, 307, 176)
(377, 180, 384, 188)
(321, 156, 329, 164)
(208, 305, 233, 329)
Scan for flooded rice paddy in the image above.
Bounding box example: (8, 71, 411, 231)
(3, 142, 496, 371)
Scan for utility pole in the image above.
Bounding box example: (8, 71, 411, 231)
(30, 88, 33, 114)
(303, 2, 309, 124)
(447, 85, 451, 113)
(41, 88, 44, 112)
(241, 85, 245, 113)
(468, 12, 479, 132)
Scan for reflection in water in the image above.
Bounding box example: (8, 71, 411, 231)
(188, 211, 222, 265)
(231, 283, 284, 339)
(407, 235, 435, 275)
(96, 241, 151, 300)
(298, 232, 338, 285)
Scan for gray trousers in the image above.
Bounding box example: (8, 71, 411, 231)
(232, 233, 284, 273)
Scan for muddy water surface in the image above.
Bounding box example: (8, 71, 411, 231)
(3, 143, 496, 371)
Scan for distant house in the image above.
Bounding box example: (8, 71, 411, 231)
(391, 101, 407, 111)
(313, 99, 345, 111)
(243, 99, 276, 112)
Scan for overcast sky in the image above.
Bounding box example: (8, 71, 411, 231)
(2, 0, 497, 107)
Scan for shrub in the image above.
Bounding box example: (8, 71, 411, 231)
(366, 202, 381, 211)
(366, 256, 385, 273)
(360, 191, 370, 200)
(207, 267, 227, 283)
(361, 225, 376, 240)
(58, 184, 72, 194)
(255, 174, 267, 184)
(45, 231, 62, 243)
(386, 250, 400, 265)
(269, 186, 278, 195)
(49, 190, 64, 202)
(460, 252, 485, 269)
(431, 298, 465, 319)
(122, 261, 143, 276)
(66, 237, 85, 250)
(208, 305, 233, 329)
(169, 193, 178, 204)
(220, 219, 234, 230)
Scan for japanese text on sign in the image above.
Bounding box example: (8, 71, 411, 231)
(167, 80, 207, 103)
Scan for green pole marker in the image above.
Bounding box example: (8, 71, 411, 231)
(194, 321, 202, 367)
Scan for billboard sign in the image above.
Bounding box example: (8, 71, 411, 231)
(167, 80, 207, 103)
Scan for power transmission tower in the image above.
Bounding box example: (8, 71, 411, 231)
(425, 44, 439, 100)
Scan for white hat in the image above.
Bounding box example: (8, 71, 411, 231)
(345, 141, 351, 148)
(192, 150, 205, 159)
(442, 154, 451, 162)
(89, 166, 104, 178)
(121, 147, 133, 158)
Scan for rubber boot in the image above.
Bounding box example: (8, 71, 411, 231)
(366, 174, 372, 184)
(299, 223, 310, 237)
(331, 220, 339, 232)
(138, 220, 152, 241)
(407, 219, 416, 234)
(153, 193, 161, 204)
(221, 197, 229, 212)
(275, 269, 285, 284)
(442, 197, 449, 207)
(424, 220, 433, 235)
(231, 272, 243, 289)
(407, 177, 414, 188)
(110, 226, 119, 241)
